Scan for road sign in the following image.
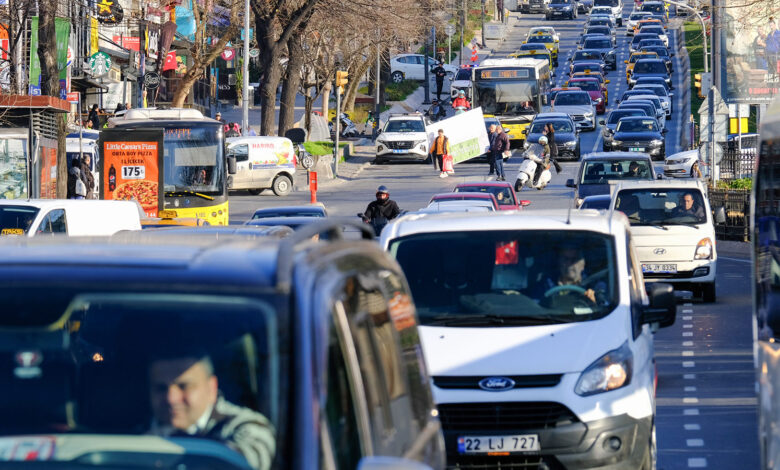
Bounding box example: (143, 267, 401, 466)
(66, 92, 79, 103)
(144, 71, 160, 89)
(249, 48, 260, 59)
(89, 51, 111, 77)
(221, 48, 235, 61)
(445, 24, 456, 37)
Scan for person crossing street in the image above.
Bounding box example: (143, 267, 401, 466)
(490, 126, 510, 181)
(432, 62, 447, 101)
(430, 129, 451, 178)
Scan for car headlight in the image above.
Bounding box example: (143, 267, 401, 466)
(575, 341, 632, 396)
(612, 140, 623, 146)
(662, 101, 670, 109)
(563, 140, 577, 148)
(593, 98, 603, 104)
(649, 139, 663, 147)
(695, 238, 713, 260)
(413, 139, 427, 147)
(564, 5, 572, 9)
(377, 140, 386, 146)
(584, 112, 593, 118)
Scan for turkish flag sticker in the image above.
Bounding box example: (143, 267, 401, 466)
(495, 240, 519, 265)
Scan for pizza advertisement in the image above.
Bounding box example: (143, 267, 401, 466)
(101, 139, 161, 217)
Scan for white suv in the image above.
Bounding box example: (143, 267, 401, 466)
(375, 114, 430, 163)
(381, 210, 676, 469)
(390, 54, 457, 83)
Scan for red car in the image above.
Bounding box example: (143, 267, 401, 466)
(454, 182, 531, 210)
(566, 78, 607, 114)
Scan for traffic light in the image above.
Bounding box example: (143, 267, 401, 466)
(335, 70, 349, 87)
(694, 73, 703, 99)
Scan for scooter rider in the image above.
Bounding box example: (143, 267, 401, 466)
(427, 99, 447, 121)
(452, 90, 471, 112)
(361, 186, 401, 235)
(534, 136, 551, 185)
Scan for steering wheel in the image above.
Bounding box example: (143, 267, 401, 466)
(544, 284, 587, 297)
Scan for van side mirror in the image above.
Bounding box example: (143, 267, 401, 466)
(566, 178, 575, 188)
(227, 155, 237, 175)
(714, 206, 726, 225)
(642, 282, 676, 328)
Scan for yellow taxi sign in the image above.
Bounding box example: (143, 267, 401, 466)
(1, 228, 23, 236)
(158, 210, 178, 219)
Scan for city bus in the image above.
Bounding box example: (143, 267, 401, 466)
(103, 108, 232, 225)
(754, 99, 780, 469)
(472, 58, 551, 142)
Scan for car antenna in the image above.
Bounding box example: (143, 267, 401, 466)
(565, 195, 573, 225)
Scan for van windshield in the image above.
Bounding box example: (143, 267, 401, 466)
(389, 230, 618, 326)
(616, 188, 707, 225)
(384, 120, 425, 132)
(580, 160, 652, 184)
(0, 206, 39, 235)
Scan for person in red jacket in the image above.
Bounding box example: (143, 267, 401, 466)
(452, 90, 471, 112)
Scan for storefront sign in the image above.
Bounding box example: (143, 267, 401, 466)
(112, 36, 140, 51)
(90, 51, 112, 77)
(146, 24, 160, 60)
(28, 17, 40, 95)
(101, 139, 162, 217)
(221, 48, 235, 61)
(96, 0, 124, 24)
(66, 92, 79, 103)
(144, 71, 160, 89)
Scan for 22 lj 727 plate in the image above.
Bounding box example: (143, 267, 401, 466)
(458, 434, 541, 454)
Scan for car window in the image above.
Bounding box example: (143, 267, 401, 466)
(0, 206, 39, 235)
(36, 209, 67, 235)
(384, 120, 425, 133)
(527, 35, 553, 43)
(229, 143, 249, 162)
(608, 110, 643, 123)
(455, 69, 471, 80)
(617, 118, 658, 132)
(573, 63, 600, 73)
(635, 85, 666, 97)
(571, 81, 599, 91)
(389, 230, 619, 326)
(395, 56, 409, 64)
(581, 159, 652, 183)
(584, 39, 612, 49)
(580, 197, 611, 210)
(555, 92, 591, 106)
(456, 186, 516, 206)
(616, 188, 708, 225)
(531, 120, 573, 133)
(633, 61, 667, 74)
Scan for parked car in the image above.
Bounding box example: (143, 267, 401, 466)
(390, 54, 457, 83)
(566, 152, 657, 207)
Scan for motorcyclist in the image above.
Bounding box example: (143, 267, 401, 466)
(427, 99, 447, 121)
(361, 186, 401, 236)
(533, 136, 551, 185)
(452, 90, 471, 113)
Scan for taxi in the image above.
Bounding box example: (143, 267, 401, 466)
(509, 48, 554, 69)
(564, 77, 607, 114)
(141, 209, 210, 229)
(528, 26, 560, 42)
(523, 32, 559, 66)
(625, 51, 659, 84)
(569, 71, 610, 103)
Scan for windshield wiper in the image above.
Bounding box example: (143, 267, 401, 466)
(165, 190, 214, 201)
(427, 314, 506, 326)
(672, 221, 700, 229)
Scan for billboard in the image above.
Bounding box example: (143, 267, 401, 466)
(426, 108, 491, 164)
(724, 2, 780, 103)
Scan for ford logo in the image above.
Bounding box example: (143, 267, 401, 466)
(653, 248, 666, 255)
(478, 377, 516, 391)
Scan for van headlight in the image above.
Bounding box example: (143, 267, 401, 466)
(563, 140, 577, 148)
(694, 238, 713, 260)
(649, 139, 663, 147)
(575, 341, 633, 396)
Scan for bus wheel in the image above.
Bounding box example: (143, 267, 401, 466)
(273, 175, 293, 196)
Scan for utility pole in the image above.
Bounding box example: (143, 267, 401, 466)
(241, 0, 250, 134)
(423, 27, 431, 105)
(481, 0, 486, 47)
(374, 40, 381, 140)
(459, 0, 465, 66)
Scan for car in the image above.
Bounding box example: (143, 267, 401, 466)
(565, 78, 607, 114)
(375, 113, 430, 163)
(455, 182, 531, 210)
(625, 95, 666, 128)
(569, 49, 604, 67)
(663, 149, 702, 177)
(0, 221, 447, 469)
(569, 61, 607, 77)
(586, 15, 616, 30)
(629, 58, 672, 89)
(633, 83, 674, 116)
(579, 194, 612, 209)
(589, 5, 615, 19)
(637, 38, 667, 52)
(521, 0, 551, 14)
(380, 210, 675, 470)
(625, 51, 658, 83)
(617, 101, 660, 130)
(634, 75, 672, 91)
(551, 90, 596, 131)
(630, 33, 661, 54)
(251, 204, 328, 220)
(390, 54, 457, 83)
(593, 0, 622, 24)
(450, 65, 474, 101)
(640, 0, 668, 18)
(523, 33, 559, 65)
(640, 45, 674, 73)
(528, 26, 560, 42)
(637, 25, 668, 46)
(244, 216, 343, 233)
(566, 152, 657, 206)
(549, 86, 582, 102)
(420, 200, 496, 213)
(607, 116, 666, 159)
(546, 0, 578, 19)
(626, 10, 654, 34)
(522, 113, 580, 160)
(0, 199, 142, 236)
(570, 70, 610, 102)
(580, 36, 617, 70)
(600, 108, 649, 151)
(510, 48, 555, 70)
(429, 192, 500, 211)
(575, 0, 594, 12)
(611, 179, 717, 301)
(584, 25, 616, 45)
(633, 17, 666, 35)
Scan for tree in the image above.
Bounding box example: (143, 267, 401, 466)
(0, 0, 36, 94)
(171, 0, 242, 107)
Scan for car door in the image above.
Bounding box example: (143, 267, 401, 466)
(408, 55, 425, 80)
(227, 143, 250, 188)
(35, 209, 68, 236)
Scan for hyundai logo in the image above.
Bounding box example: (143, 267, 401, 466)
(653, 248, 667, 255)
(478, 377, 516, 391)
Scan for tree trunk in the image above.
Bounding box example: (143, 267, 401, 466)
(304, 93, 313, 137)
(321, 81, 331, 122)
(278, 37, 305, 136)
(343, 58, 371, 112)
(172, 64, 204, 107)
(379, 46, 390, 107)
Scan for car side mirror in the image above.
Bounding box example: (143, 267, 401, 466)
(657, 174, 663, 179)
(520, 200, 531, 207)
(358, 457, 435, 470)
(598, 119, 605, 125)
(662, 128, 668, 134)
(377, 128, 382, 134)
(715, 206, 726, 225)
(566, 178, 576, 188)
(642, 282, 676, 328)
(227, 155, 237, 175)
(624, 60, 629, 64)
(521, 128, 528, 134)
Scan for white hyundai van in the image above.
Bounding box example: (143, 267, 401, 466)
(610, 180, 718, 302)
(0, 200, 142, 236)
(381, 210, 675, 469)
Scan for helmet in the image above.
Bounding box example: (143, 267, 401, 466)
(377, 185, 389, 195)
(538, 136, 548, 144)
(459, 90, 466, 96)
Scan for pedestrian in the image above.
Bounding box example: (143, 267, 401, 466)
(430, 128, 450, 178)
(67, 157, 86, 199)
(88, 104, 100, 131)
(215, 112, 225, 123)
(766, 19, 780, 74)
(432, 62, 447, 101)
(497, 0, 505, 22)
(490, 125, 510, 181)
(80, 153, 95, 199)
(225, 122, 240, 137)
(233, 122, 242, 136)
(487, 124, 498, 176)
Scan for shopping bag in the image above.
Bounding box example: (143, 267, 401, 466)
(442, 154, 454, 173)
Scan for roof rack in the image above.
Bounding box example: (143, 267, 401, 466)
(275, 219, 375, 293)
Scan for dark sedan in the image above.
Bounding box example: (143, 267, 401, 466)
(569, 60, 606, 77)
(641, 45, 674, 73)
(630, 33, 661, 53)
(608, 116, 667, 160)
(522, 113, 580, 160)
(581, 36, 616, 70)
(629, 58, 672, 88)
(600, 108, 648, 151)
(546, 0, 578, 19)
(584, 26, 615, 45)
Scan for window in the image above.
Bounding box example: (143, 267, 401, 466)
(36, 209, 67, 235)
(229, 144, 249, 162)
(626, 236, 645, 339)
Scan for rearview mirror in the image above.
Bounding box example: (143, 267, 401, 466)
(714, 206, 726, 225)
(566, 178, 576, 188)
(643, 282, 676, 328)
(227, 155, 237, 175)
(520, 200, 532, 207)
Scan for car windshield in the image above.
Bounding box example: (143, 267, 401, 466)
(384, 119, 425, 132)
(455, 69, 472, 80)
(592, 7, 612, 13)
(0, 290, 282, 469)
(0, 206, 39, 235)
(573, 51, 601, 61)
(641, 27, 664, 35)
(581, 159, 653, 184)
(581, 197, 611, 210)
(527, 35, 553, 43)
(590, 19, 610, 26)
(572, 63, 601, 73)
(594, 0, 618, 6)
(617, 118, 659, 132)
(630, 12, 652, 20)
(634, 61, 667, 74)
(616, 188, 708, 225)
(608, 110, 643, 124)
(642, 3, 665, 13)
(630, 53, 656, 63)
(455, 186, 516, 206)
(586, 27, 610, 36)
(475, 81, 539, 115)
(635, 86, 666, 97)
(389, 230, 618, 326)
(555, 92, 591, 106)
(530, 120, 574, 133)
(571, 81, 600, 91)
(253, 210, 323, 219)
(584, 38, 612, 49)
(633, 34, 659, 45)
(643, 47, 668, 57)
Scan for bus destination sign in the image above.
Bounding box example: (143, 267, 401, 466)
(479, 68, 531, 80)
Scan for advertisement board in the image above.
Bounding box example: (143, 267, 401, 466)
(39, 146, 56, 199)
(425, 108, 491, 164)
(99, 130, 164, 217)
(723, 5, 780, 103)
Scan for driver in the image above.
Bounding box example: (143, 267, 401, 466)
(543, 246, 598, 304)
(672, 192, 705, 220)
(625, 161, 641, 177)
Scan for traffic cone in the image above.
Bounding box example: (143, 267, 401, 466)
(470, 46, 478, 63)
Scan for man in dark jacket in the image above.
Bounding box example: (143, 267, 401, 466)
(88, 104, 100, 131)
(487, 124, 498, 176)
(490, 126, 510, 181)
(362, 185, 401, 235)
(80, 154, 95, 199)
(432, 62, 447, 100)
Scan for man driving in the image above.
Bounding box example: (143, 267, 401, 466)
(672, 192, 705, 220)
(149, 355, 275, 470)
(542, 246, 598, 303)
(625, 161, 641, 177)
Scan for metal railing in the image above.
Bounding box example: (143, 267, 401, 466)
(718, 142, 757, 181)
(708, 187, 751, 241)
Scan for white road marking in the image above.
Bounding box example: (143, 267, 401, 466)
(683, 351, 695, 356)
(687, 438, 705, 447)
(683, 332, 693, 337)
(683, 315, 693, 320)
(688, 457, 708, 468)
(684, 408, 699, 415)
(682, 309, 693, 313)
(683, 397, 699, 404)
(684, 423, 702, 431)
(683, 324, 693, 328)
(685, 386, 697, 392)
(683, 361, 695, 368)
(684, 374, 696, 379)
(683, 341, 694, 346)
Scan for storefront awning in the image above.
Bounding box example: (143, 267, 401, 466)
(71, 76, 110, 91)
(0, 95, 70, 113)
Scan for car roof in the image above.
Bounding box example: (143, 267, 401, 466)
(613, 180, 705, 192)
(534, 112, 572, 120)
(431, 192, 497, 200)
(556, 90, 591, 97)
(569, 77, 600, 83)
(253, 205, 327, 215)
(455, 181, 514, 188)
(245, 216, 327, 226)
(581, 152, 653, 161)
(0, 199, 138, 211)
(618, 115, 657, 121)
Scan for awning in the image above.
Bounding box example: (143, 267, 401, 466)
(71, 76, 109, 91)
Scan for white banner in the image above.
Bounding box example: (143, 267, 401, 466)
(426, 107, 491, 164)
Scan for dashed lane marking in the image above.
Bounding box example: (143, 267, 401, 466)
(685, 423, 702, 431)
(688, 457, 708, 468)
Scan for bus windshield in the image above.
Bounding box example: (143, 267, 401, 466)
(475, 80, 539, 115)
(163, 125, 225, 195)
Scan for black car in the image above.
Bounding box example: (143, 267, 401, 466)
(641, 45, 674, 73)
(523, 112, 580, 160)
(608, 116, 667, 159)
(586, 17, 615, 29)
(581, 37, 616, 70)
(585, 26, 615, 45)
(546, 0, 578, 19)
(630, 33, 661, 53)
(629, 58, 672, 88)
(566, 152, 656, 206)
(600, 108, 649, 151)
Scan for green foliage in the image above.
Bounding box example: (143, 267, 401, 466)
(303, 141, 347, 156)
(714, 178, 753, 190)
(386, 80, 419, 101)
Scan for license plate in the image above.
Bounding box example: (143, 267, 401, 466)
(629, 147, 645, 152)
(392, 149, 406, 154)
(642, 263, 677, 273)
(458, 435, 541, 454)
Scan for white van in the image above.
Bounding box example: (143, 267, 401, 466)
(610, 180, 718, 301)
(381, 210, 676, 469)
(0, 200, 142, 237)
(226, 136, 296, 196)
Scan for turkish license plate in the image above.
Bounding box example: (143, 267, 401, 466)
(458, 434, 541, 454)
(642, 263, 677, 273)
(629, 147, 645, 152)
(392, 149, 406, 154)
